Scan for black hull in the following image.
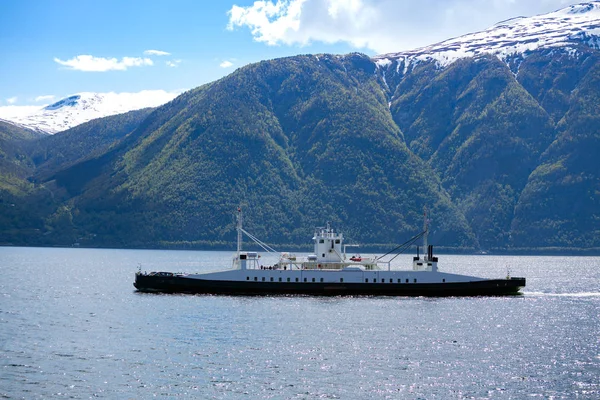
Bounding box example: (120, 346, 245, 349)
(134, 274, 526, 297)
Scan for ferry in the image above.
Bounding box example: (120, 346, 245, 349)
(134, 209, 525, 296)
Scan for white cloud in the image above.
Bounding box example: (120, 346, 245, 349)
(0, 105, 43, 119)
(93, 90, 182, 110)
(35, 95, 56, 102)
(54, 55, 154, 72)
(166, 59, 182, 67)
(227, 0, 578, 54)
(220, 60, 234, 68)
(144, 49, 171, 56)
(6, 97, 17, 104)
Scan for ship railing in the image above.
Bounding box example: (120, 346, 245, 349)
(281, 261, 381, 271)
(376, 260, 392, 271)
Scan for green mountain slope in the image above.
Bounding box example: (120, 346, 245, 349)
(2, 48, 599, 252)
(29, 108, 154, 181)
(0, 120, 51, 245)
(515, 46, 600, 125)
(0, 110, 157, 246)
(45, 54, 474, 249)
(512, 62, 600, 248)
(0, 120, 46, 189)
(389, 56, 555, 248)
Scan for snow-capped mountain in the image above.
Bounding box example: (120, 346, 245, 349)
(374, 1, 600, 69)
(0, 90, 179, 134)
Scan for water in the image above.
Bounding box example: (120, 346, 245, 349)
(1, 247, 599, 399)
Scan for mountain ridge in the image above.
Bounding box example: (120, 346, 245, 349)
(0, 2, 598, 252)
(374, 1, 600, 68)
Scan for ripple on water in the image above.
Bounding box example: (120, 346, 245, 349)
(0, 249, 599, 398)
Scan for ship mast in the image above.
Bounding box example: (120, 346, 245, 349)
(423, 207, 429, 261)
(237, 206, 243, 257)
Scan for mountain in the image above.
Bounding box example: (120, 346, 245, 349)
(384, 55, 556, 248)
(39, 56, 474, 249)
(0, 90, 178, 134)
(371, 1, 600, 250)
(511, 60, 600, 249)
(1, 2, 599, 252)
(29, 107, 155, 181)
(0, 120, 50, 245)
(374, 2, 600, 68)
(0, 119, 46, 191)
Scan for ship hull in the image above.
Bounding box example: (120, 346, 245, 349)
(134, 273, 525, 297)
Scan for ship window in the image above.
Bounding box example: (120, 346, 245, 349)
(254, 277, 258, 281)
(335, 239, 340, 244)
(247, 277, 249, 280)
(340, 278, 344, 283)
(295, 278, 299, 282)
(389, 279, 393, 283)
(365, 278, 369, 283)
(270, 277, 273, 282)
(287, 278, 290, 282)
(397, 279, 401, 283)
(304, 278, 307, 282)
(382, 279, 385, 283)
(320, 278, 324, 282)
(279, 277, 282, 282)
(319, 239, 324, 243)
(262, 277, 265, 282)
(312, 278, 315, 282)
(414, 278, 417, 283)
(406, 279, 409, 283)
(322, 253, 325, 257)
(443, 279, 445, 283)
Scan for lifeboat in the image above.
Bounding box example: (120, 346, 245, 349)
(350, 254, 362, 262)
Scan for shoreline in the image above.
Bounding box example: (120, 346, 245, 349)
(2, 243, 599, 256)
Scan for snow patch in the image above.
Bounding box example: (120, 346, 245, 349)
(373, 2, 600, 70)
(375, 58, 392, 68)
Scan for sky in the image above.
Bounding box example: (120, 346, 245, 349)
(0, 0, 582, 110)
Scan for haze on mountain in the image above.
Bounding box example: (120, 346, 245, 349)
(1, 2, 599, 253)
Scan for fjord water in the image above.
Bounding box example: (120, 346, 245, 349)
(1, 248, 599, 399)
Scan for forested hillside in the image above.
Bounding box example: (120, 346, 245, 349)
(376, 45, 600, 251)
(0, 120, 50, 245)
(511, 59, 600, 248)
(0, 45, 598, 252)
(31, 54, 473, 249)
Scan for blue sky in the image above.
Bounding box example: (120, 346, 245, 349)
(0, 0, 579, 107)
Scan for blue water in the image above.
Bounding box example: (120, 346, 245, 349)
(1, 247, 599, 399)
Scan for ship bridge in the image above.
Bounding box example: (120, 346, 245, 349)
(312, 223, 344, 263)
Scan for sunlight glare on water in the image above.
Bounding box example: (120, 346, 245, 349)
(1, 247, 599, 399)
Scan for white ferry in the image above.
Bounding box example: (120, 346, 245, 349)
(134, 209, 525, 296)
